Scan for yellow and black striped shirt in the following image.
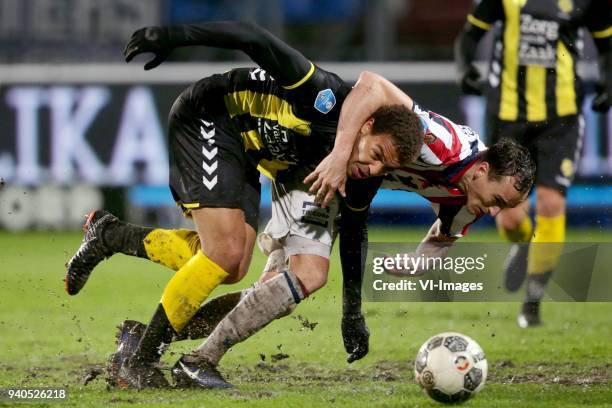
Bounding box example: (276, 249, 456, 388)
(468, 0, 611, 122)
(188, 64, 350, 179)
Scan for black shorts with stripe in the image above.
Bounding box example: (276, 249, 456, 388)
(488, 114, 583, 195)
(167, 88, 260, 230)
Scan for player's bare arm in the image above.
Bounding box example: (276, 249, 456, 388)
(305, 71, 414, 207)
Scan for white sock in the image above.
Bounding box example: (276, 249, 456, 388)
(193, 270, 304, 365)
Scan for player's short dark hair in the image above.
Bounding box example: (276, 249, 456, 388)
(480, 138, 535, 194)
(370, 104, 423, 166)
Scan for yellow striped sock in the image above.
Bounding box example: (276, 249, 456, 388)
(498, 216, 533, 243)
(528, 214, 566, 275)
(161, 251, 229, 332)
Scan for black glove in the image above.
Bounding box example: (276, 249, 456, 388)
(592, 84, 611, 113)
(123, 26, 172, 70)
(459, 65, 483, 96)
(341, 313, 369, 363)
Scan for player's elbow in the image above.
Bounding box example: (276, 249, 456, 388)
(234, 20, 271, 49)
(237, 20, 264, 35)
(356, 71, 385, 95)
(356, 70, 412, 109)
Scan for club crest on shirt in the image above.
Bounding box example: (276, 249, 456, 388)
(314, 89, 336, 114)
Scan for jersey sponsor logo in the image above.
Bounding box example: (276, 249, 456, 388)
(256, 118, 299, 163)
(300, 202, 330, 228)
(519, 14, 559, 67)
(314, 88, 336, 114)
(200, 119, 218, 190)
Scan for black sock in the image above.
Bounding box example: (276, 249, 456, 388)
(522, 301, 540, 315)
(131, 304, 176, 365)
(525, 270, 553, 303)
(101, 221, 153, 258)
(174, 291, 243, 341)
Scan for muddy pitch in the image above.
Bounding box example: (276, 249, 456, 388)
(4, 359, 610, 389)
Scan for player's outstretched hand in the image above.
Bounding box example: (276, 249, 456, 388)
(460, 65, 483, 96)
(304, 152, 347, 208)
(342, 313, 369, 363)
(592, 85, 611, 113)
(123, 26, 171, 70)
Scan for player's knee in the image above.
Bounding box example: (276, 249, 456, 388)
(223, 273, 244, 284)
(224, 247, 245, 276)
(227, 250, 254, 284)
(297, 266, 328, 294)
(229, 263, 249, 283)
(535, 187, 565, 217)
(205, 243, 244, 277)
(223, 250, 249, 283)
(307, 271, 328, 293)
(288, 254, 330, 295)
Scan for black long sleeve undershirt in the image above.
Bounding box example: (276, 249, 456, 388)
(454, 23, 487, 79)
(593, 37, 611, 92)
(339, 177, 383, 316)
(339, 204, 369, 316)
(167, 21, 312, 87)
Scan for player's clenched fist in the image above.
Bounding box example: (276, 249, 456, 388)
(341, 313, 369, 363)
(123, 26, 171, 70)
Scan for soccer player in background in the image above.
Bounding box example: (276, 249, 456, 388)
(65, 21, 422, 389)
(454, 0, 611, 327)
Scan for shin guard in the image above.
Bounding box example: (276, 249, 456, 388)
(193, 270, 305, 365)
(528, 214, 565, 275)
(160, 251, 228, 333)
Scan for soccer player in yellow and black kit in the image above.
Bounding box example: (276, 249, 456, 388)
(455, 0, 611, 327)
(64, 21, 422, 388)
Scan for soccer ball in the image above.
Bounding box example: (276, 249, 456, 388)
(414, 332, 488, 403)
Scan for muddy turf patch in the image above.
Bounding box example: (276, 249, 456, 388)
(7, 358, 607, 389)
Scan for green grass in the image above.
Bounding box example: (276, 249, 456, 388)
(0, 227, 611, 407)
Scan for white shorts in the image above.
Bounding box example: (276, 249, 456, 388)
(263, 171, 340, 259)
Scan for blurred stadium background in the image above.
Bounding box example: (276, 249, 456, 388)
(0, 0, 609, 232)
(0, 2, 611, 406)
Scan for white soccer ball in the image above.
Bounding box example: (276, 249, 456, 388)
(414, 332, 488, 403)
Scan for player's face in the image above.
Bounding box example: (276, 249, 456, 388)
(347, 120, 401, 179)
(465, 162, 526, 217)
